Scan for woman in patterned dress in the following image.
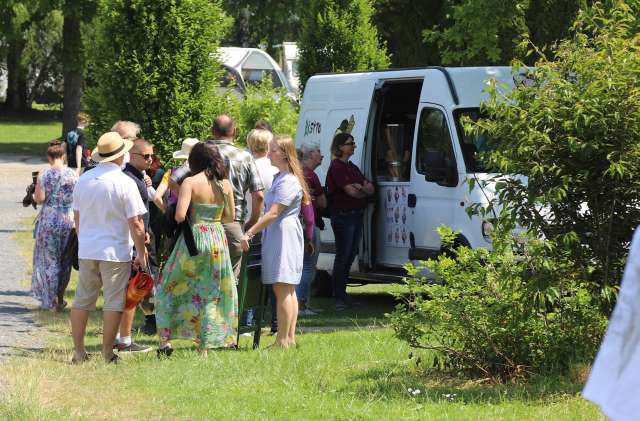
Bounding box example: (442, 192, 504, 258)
(155, 142, 237, 357)
(31, 141, 78, 311)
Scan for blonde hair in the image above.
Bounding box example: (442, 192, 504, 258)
(76, 112, 89, 125)
(247, 129, 273, 154)
(274, 136, 311, 205)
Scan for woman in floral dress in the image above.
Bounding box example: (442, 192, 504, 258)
(155, 142, 237, 357)
(31, 141, 77, 311)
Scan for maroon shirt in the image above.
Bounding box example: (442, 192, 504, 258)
(326, 158, 368, 214)
(304, 166, 324, 226)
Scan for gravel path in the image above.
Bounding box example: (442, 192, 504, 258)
(0, 154, 48, 364)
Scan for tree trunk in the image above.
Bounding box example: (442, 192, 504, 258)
(5, 39, 29, 111)
(62, 10, 84, 137)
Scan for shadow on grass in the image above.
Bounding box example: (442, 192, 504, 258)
(343, 362, 583, 404)
(0, 142, 48, 155)
(0, 108, 61, 122)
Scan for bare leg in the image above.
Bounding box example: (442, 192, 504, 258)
(70, 308, 89, 358)
(273, 283, 292, 348)
(119, 307, 136, 338)
(102, 310, 123, 360)
(288, 286, 298, 346)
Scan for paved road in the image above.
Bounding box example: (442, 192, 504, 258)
(0, 154, 48, 363)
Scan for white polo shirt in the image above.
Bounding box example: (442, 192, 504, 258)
(73, 162, 147, 262)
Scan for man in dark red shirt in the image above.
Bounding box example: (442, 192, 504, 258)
(297, 143, 327, 315)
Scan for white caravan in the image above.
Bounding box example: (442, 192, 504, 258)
(295, 66, 516, 283)
(218, 47, 295, 97)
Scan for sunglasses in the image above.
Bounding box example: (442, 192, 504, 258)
(342, 141, 356, 146)
(132, 153, 154, 160)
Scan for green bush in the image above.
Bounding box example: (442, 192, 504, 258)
(84, 0, 231, 161)
(225, 80, 299, 147)
(389, 224, 606, 381)
(297, 0, 390, 90)
(472, 1, 640, 295)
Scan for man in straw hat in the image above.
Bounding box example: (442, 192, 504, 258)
(70, 132, 148, 364)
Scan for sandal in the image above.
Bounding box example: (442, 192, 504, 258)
(71, 352, 92, 364)
(106, 353, 119, 364)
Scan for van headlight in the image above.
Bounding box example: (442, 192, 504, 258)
(482, 221, 493, 243)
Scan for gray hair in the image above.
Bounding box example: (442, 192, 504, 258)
(111, 120, 141, 140)
(299, 142, 320, 161)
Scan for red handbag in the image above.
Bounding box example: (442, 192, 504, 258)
(125, 266, 154, 310)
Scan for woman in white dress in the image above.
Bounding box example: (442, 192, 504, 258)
(240, 136, 311, 348)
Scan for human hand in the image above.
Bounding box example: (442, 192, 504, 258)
(145, 232, 150, 245)
(133, 251, 147, 272)
(304, 240, 314, 255)
(240, 235, 250, 252)
(144, 175, 152, 187)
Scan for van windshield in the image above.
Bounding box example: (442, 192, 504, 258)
(453, 108, 496, 173)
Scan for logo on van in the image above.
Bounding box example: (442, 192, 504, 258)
(304, 120, 321, 137)
(335, 115, 355, 135)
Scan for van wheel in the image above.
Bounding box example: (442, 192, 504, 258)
(311, 270, 333, 298)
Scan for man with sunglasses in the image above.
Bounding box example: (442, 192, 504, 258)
(115, 136, 156, 353)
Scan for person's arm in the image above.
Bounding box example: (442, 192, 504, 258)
(152, 170, 171, 212)
(222, 179, 235, 223)
(174, 177, 192, 223)
(128, 215, 147, 270)
(246, 190, 264, 229)
(240, 202, 286, 251)
(74, 210, 80, 234)
(361, 179, 375, 196)
(75, 145, 83, 175)
(33, 173, 46, 204)
(343, 184, 368, 198)
(316, 193, 327, 210)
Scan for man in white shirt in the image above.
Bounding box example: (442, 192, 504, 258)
(69, 132, 147, 364)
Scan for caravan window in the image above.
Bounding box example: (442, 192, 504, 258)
(416, 108, 456, 175)
(453, 108, 495, 173)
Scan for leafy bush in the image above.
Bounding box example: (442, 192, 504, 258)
(389, 225, 607, 381)
(297, 0, 390, 90)
(473, 1, 640, 295)
(225, 80, 299, 147)
(84, 0, 231, 161)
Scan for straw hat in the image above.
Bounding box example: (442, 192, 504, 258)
(91, 132, 134, 163)
(173, 138, 200, 160)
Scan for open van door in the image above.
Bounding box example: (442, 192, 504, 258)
(296, 76, 378, 273)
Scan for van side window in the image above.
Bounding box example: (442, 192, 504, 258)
(415, 108, 456, 175)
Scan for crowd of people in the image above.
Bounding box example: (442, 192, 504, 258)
(28, 112, 375, 363)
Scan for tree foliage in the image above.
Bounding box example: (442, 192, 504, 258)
(474, 0, 640, 293)
(297, 0, 390, 90)
(84, 0, 231, 160)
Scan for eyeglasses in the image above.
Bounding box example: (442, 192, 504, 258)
(132, 153, 154, 160)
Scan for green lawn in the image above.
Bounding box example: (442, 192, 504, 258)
(0, 219, 605, 420)
(0, 109, 62, 155)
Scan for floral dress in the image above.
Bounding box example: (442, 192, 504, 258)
(30, 167, 77, 309)
(155, 195, 238, 349)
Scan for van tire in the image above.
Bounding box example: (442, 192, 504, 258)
(441, 235, 471, 258)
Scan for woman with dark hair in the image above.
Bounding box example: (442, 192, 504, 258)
(31, 141, 78, 311)
(326, 132, 374, 310)
(155, 142, 238, 356)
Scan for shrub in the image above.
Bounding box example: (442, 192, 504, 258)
(225, 80, 299, 147)
(473, 1, 640, 296)
(389, 224, 607, 381)
(297, 0, 390, 90)
(84, 0, 231, 161)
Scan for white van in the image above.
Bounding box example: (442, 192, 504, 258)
(295, 66, 516, 283)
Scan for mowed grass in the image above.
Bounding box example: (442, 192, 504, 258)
(0, 109, 62, 155)
(1, 225, 605, 419)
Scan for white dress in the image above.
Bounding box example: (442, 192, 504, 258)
(261, 172, 303, 285)
(583, 225, 640, 421)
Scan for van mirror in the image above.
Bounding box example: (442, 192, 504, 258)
(424, 150, 458, 187)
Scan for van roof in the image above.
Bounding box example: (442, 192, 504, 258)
(308, 66, 515, 107)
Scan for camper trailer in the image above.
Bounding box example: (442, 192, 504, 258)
(295, 66, 516, 283)
(218, 47, 295, 97)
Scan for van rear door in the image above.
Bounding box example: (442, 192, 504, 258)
(297, 76, 377, 271)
